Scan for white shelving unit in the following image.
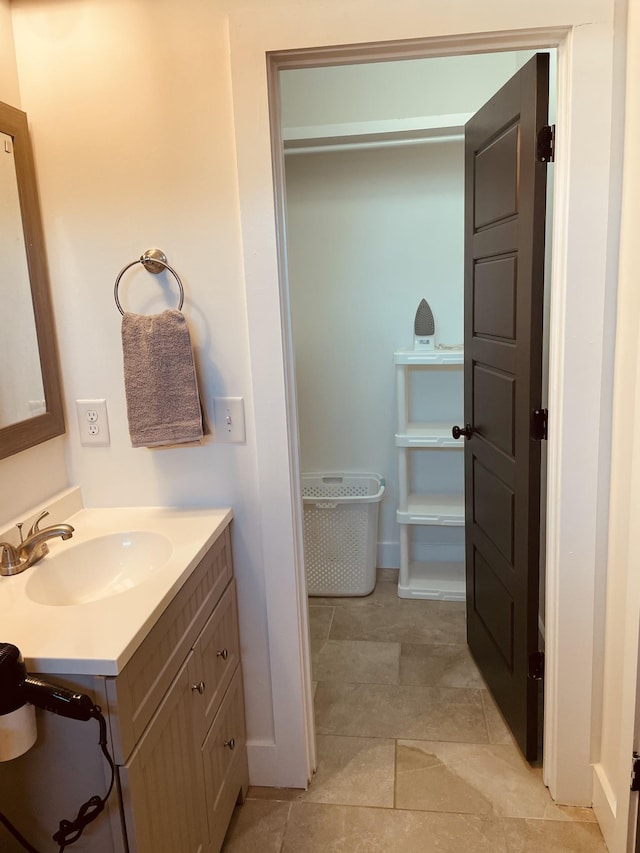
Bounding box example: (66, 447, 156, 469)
(395, 348, 465, 601)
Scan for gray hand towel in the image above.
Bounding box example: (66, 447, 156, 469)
(121, 309, 204, 448)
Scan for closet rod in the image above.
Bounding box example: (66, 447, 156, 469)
(284, 133, 463, 156)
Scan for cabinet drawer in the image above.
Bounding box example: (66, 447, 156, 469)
(107, 525, 232, 763)
(189, 581, 241, 742)
(201, 668, 248, 852)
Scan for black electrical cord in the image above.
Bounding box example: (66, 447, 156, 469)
(0, 811, 40, 853)
(0, 704, 115, 853)
(52, 707, 115, 852)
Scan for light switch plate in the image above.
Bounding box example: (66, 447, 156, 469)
(213, 397, 245, 443)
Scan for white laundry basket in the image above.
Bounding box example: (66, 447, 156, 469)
(301, 472, 385, 597)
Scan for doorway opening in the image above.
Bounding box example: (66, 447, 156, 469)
(274, 48, 556, 769)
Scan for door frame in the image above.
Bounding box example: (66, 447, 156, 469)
(228, 13, 618, 807)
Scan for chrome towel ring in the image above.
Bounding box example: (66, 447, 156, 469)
(114, 248, 185, 316)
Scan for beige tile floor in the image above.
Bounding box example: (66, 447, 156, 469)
(222, 571, 607, 852)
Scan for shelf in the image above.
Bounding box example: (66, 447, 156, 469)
(394, 348, 463, 365)
(397, 494, 465, 526)
(283, 113, 471, 155)
(396, 423, 463, 448)
(397, 561, 466, 602)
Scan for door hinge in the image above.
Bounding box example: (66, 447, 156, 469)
(537, 124, 555, 163)
(531, 408, 548, 441)
(528, 651, 545, 681)
(631, 752, 640, 791)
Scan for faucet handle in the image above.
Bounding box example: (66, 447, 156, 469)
(0, 543, 24, 576)
(28, 510, 50, 538)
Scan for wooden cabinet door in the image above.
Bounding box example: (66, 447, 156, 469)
(119, 656, 207, 853)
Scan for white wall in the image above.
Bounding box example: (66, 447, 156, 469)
(280, 52, 522, 127)
(9, 0, 276, 784)
(592, 0, 640, 848)
(0, 0, 19, 104)
(285, 140, 465, 566)
(0, 0, 68, 523)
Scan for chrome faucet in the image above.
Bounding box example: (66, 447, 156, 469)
(0, 511, 74, 577)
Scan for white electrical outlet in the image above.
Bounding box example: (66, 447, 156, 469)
(213, 397, 246, 443)
(76, 399, 110, 446)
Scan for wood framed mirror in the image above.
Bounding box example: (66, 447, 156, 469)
(0, 100, 64, 460)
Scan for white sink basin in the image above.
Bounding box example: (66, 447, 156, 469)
(25, 532, 173, 606)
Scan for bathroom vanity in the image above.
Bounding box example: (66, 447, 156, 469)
(0, 494, 248, 853)
(106, 521, 247, 852)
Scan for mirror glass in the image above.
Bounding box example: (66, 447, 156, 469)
(0, 129, 45, 426)
(0, 101, 64, 459)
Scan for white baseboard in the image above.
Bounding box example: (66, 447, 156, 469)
(592, 762, 617, 851)
(247, 740, 310, 789)
(246, 740, 279, 787)
(377, 541, 399, 568)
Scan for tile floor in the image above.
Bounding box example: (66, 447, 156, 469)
(222, 571, 607, 852)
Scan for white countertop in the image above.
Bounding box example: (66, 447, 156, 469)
(0, 504, 232, 676)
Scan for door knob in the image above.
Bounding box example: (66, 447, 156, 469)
(191, 681, 205, 694)
(217, 648, 229, 661)
(452, 423, 473, 440)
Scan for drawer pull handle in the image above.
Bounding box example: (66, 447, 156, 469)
(217, 649, 229, 661)
(224, 737, 236, 750)
(191, 681, 205, 694)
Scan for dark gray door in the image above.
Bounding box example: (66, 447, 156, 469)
(458, 53, 549, 760)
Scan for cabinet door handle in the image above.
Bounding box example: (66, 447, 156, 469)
(191, 681, 205, 694)
(224, 737, 236, 750)
(217, 648, 229, 661)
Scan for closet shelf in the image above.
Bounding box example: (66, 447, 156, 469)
(397, 494, 465, 526)
(283, 113, 470, 155)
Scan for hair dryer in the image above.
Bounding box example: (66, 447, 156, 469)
(0, 643, 114, 852)
(0, 643, 96, 763)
